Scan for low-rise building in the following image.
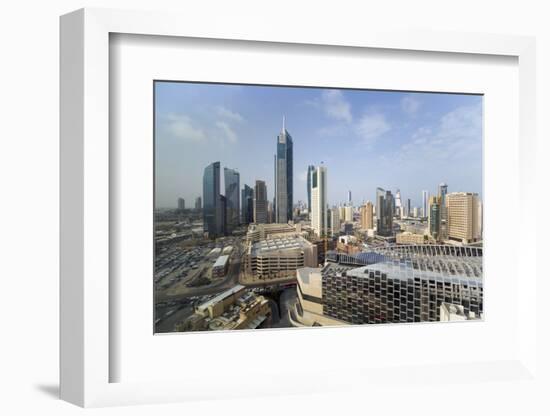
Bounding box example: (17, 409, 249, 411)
(212, 255, 229, 278)
(177, 285, 271, 331)
(396, 231, 433, 245)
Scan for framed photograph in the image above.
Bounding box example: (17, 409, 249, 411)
(60, 8, 539, 408)
(153, 81, 484, 334)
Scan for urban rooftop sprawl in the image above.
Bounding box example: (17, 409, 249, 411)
(154, 115, 483, 333)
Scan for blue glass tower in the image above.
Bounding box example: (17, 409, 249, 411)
(275, 116, 293, 223)
(241, 184, 254, 224)
(203, 161, 223, 238)
(224, 167, 240, 233)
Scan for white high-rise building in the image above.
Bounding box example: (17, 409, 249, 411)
(395, 189, 402, 215)
(422, 190, 429, 218)
(311, 165, 328, 237)
(344, 206, 353, 223)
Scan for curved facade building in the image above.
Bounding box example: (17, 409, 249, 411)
(294, 244, 483, 326)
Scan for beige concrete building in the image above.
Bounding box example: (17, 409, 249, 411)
(177, 285, 271, 331)
(396, 231, 432, 245)
(243, 235, 318, 281)
(330, 207, 341, 236)
(446, 192, 482, 244)
(360, 201, 374, 230)
(245, 223, 310, 243)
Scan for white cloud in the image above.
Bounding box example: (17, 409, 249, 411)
(216, 121, 238, 144)
(397, 102, 482, 163)
(356, 112, 391, 142)
(401, 95, 421, 115)
(321, 90, 352, 123)
(164, 114, 206, 142)
(216, 106, 245, 123)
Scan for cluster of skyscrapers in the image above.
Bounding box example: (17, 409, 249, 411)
(201, 118, 294, 238)
(200, 116, 482, 247)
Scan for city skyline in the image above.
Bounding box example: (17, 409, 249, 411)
(155, 82, 483, 210)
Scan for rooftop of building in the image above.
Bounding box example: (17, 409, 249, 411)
(325, 244, 483, 283)
(212, 255, 229, 268)
(251, 235, 313, 256)
(197, 284, 245, 311)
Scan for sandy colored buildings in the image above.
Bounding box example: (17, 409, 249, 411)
(360, 201, 374, 230)
(243, 234, 318, 281)
(177, 285, 271, 331)
(396, 231, 432, 245)
(446, 192, 482, 244)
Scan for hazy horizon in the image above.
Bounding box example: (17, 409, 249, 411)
(154, 82, 483, 210)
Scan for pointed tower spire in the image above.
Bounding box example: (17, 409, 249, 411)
(282, 115, 286, 133)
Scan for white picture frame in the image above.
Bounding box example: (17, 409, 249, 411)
(60, 7, 539, 408)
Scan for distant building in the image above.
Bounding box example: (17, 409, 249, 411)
(344, 206, 353, 223)
(241, 184, 254, 224)
(376, 187, 394, 237)
(330, 207, 341, 237)
(343, 222, 353, 235)
(347, 190, 352, 205)
(360, 201, 374, 230)
(394, 189, 402, 216)
(195, 196, 202, 210)
(219, 195, 227, 236)
(396, 231, 430, 245)
(253, 180, 268, 224)
(428, 195, 441, 240)
(245, 222, 311, 243)
(306, 165, 315, 217)
(447, 192, 482, 244)
(438, 182, 449, 239)
(413, 207, 419, 218)
(407, 198, 411, 217)
(203, 162, 223, 238)
(338, 206, 346, 223)
(177, 197, 185, 210)
(224, 168, 240, 233)
(311, 165, 328, 237)
(422, 190, 429, 218)
(275, 117, 293, 223)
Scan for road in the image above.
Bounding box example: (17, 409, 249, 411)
(155, 305, 194, 333)
(273, 287, 297, 328)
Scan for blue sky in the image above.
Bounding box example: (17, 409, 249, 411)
(155, 82, 482, 209)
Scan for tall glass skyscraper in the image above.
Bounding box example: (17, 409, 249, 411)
(254, 180, 268, 224)
(241, 184, 254, 224)
(224, 167, 240, 233)
(306, 165, 315, 216)
(438, 183, 448, 208)
(275, 117, 293, 223)
(376, 187, 394, 237)
(203, 161, 223, 237)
